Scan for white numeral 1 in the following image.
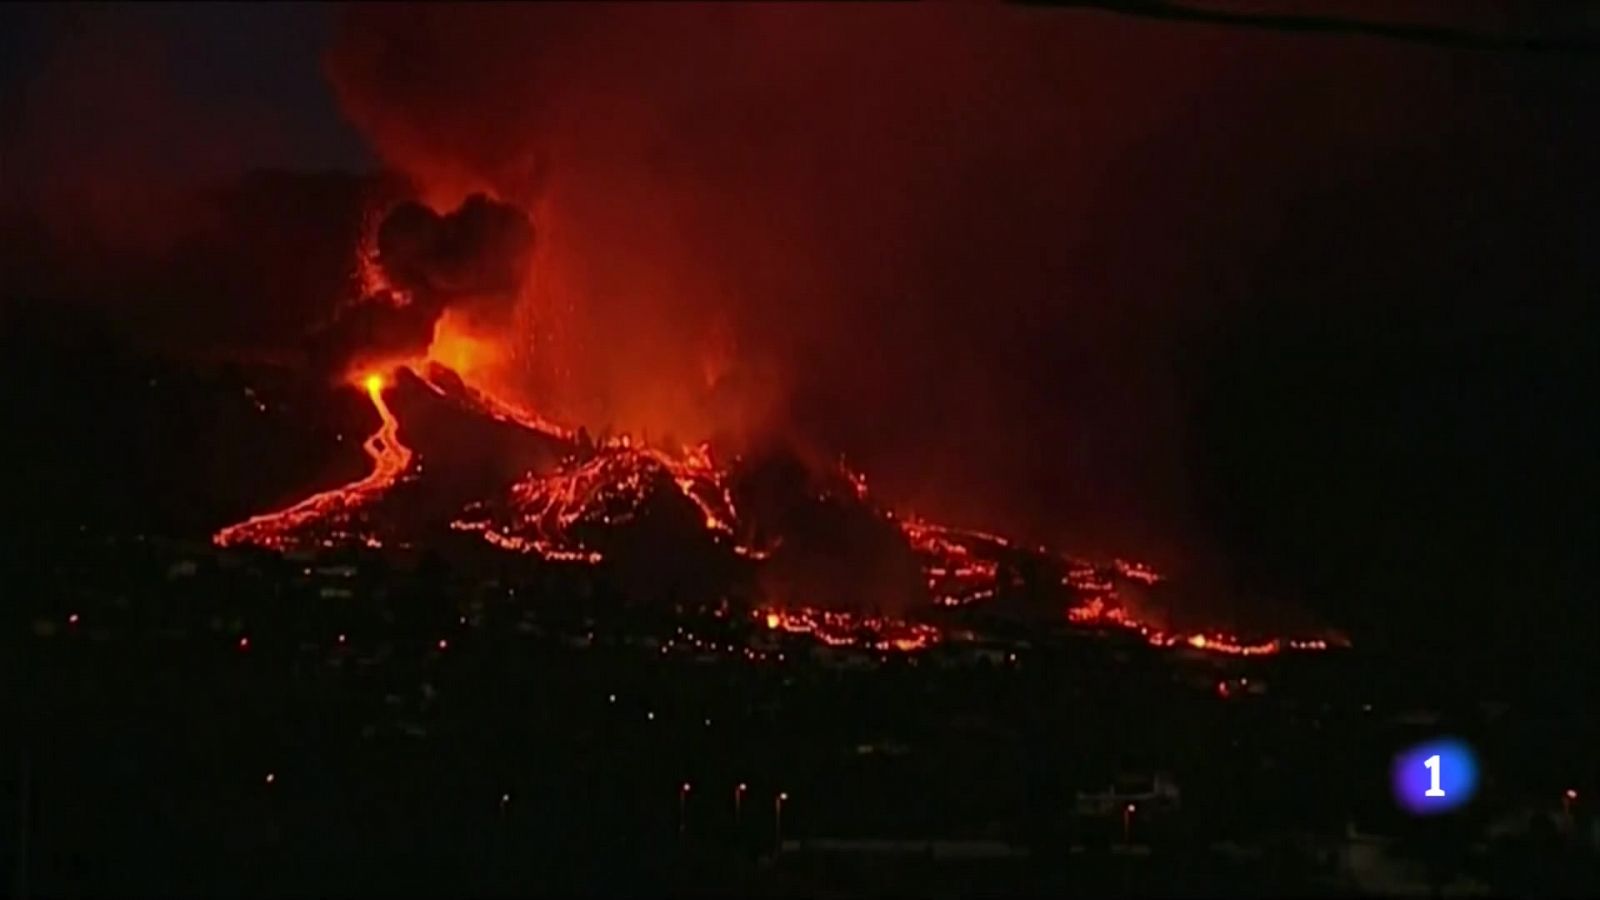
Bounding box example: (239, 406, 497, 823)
(1424, 754, 1446, 797)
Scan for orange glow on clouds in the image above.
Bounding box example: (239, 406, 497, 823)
(426, 308, 508, 385)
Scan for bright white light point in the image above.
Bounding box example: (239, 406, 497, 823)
(265, 773, 276, 784)
(608, 694, 616, 703)
(647, 711, 655, 721)
(501, 793, 511, 804)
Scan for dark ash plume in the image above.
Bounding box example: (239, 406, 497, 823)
(376, 195, 534, 299)
(311, 193, 534, 374)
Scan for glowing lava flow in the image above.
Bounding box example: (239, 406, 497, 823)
(210, 195, 1345, 659)
(1065, 588, 1336, 656)
(901, 515, 1343, 657)
(214, 368, 1340, 658)
(214, 372, 412, 549)
(449, 440, 757, 562)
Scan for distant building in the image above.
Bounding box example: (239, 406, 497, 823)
(1074, 772, 1182, 817)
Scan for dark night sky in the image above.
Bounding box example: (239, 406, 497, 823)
(1, 3, 370, 174)
(3, 2, 1597, 669)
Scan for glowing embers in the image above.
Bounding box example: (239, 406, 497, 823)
(758, 606, 941, 653)
(214, 370, 413, 550)
(1065, 594, 1338, 657)
(899, 518, 1003, 606)
(1113, 558, 1163, 586)
(449, 441, 759, 563)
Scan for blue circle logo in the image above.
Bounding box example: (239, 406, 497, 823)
(1392, 738, 1479, 814)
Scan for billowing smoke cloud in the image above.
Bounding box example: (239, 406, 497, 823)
(376, 195, 533, 300)
(313, 194, 535, 374)
(6, 3, 1594, 652)
(323, 4, 1488, 558)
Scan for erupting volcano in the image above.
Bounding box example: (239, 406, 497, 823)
(212, 194, 1342, 659)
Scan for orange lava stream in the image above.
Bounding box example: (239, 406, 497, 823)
(214, 373, 412, 549)
(449, 440, 758, 562)
(213, 366, 1339, 659)
(1066, 596, 1336, 656)
(900, 516, 1339, 657)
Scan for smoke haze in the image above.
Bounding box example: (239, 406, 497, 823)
(324, 4, 1579, 558)
(5, 3, 1596, 651)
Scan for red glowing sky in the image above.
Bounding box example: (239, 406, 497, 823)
(5, 3, 1597, 645)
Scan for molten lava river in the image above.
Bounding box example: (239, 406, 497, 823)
(216, 372, 411, 550)
(215, 359, 1341, 659)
